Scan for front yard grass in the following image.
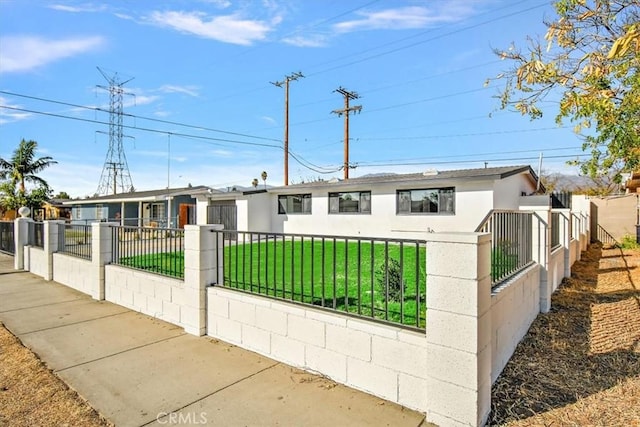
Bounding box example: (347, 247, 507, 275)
(118, 238, 427, 328)
(224, 238, 426, 328)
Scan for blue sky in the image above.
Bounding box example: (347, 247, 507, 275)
(0, 0, 585, 198)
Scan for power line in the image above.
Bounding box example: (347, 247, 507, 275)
(95, 67, 135, 195)
(331, 87, 362, 179)
(357, 154, 588, 168)
(300, 0, 530, 75)
(293, 60, 501, 109)
(0, 105, 283, 149)
(355, 146, 584, 165)
(304, 2, 548, 77)
(271, 72, 305, 185)
(358, 126, 573, 141)
(0, 90, 281, 143)
(288, 150, 342, 175)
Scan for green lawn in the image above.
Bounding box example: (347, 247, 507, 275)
(224, 238, 426, 328)
(118, 251, 185, 279)
(118, 238, 427, 328)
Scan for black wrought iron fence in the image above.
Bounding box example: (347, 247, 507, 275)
(28, 221, 44, 248)
(111, 225, 185, 279)
(59, 223, 92, 260)
(214, 230, 427, 330)
(476, 210, 535, 288)
(0, 221, 14, 254)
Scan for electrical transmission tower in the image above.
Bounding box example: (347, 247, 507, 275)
(95, 67, 134, 195)
(271, 71, 304, 186)
(331, 87, 362, 180)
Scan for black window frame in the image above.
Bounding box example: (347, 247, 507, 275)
(278, 194, 312, 215)
(328, 191, 372, 214)
(396, 187, 455, 215)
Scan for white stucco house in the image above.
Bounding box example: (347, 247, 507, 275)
(196, 165, 544, 238)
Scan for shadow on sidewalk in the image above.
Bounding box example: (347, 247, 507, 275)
(489, 242, 640, 425)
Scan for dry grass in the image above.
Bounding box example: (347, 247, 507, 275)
(1, 242, 638, 426)
(490, 243, 640, 426)
(0, 323, 111, 427)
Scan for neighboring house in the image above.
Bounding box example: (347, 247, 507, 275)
(64, 186, 212, 228)
(196, 165, 544, 238)
(624, 171, 640, 193)
(33, 199, 72, 221)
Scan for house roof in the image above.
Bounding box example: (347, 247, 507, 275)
(269, 165, 543, 193)
(63, 185, 216, 205)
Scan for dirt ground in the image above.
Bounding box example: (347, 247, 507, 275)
(0, 324, 111, 427)
(0, 243, 638, 426)
(490, 242, 640, 426)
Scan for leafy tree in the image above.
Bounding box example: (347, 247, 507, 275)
(0, 139, 57, 194)
(54, 191, 71, 199)
(490, 0, 640, 182)
(0, 139, 57, 211)
(0, 180, 52, 211)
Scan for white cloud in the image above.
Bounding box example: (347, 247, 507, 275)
(40, 161, 103, 199)
(200, 0, 232, 8)
(260, 115, 277, 126)
(146, 10, 274, 45)
(159, 84, 200, 97)
(333, 3, 481, 33)
(210, 149, 233, 157)
(0, 35, 105, 73)
(114, 12, 134, 21)
(281, 34, 328, 48)
(48, 3, 108, 13)
(0, 96, 32, 124)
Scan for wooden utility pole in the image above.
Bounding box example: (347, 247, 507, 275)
(331, 87, 362, 179)
(271, 72, 304, 186)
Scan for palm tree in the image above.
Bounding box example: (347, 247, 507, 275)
(0, 139, 57, 195)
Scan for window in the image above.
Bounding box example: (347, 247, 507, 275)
(329, 191, 371, 214)
(150, 203, 165, 219)
(397, 188, 455, 214)
(95, 204, 104, 220)
(278, 194, 312, 214)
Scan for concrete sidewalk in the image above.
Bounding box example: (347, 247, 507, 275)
(0, 254, 427, 427)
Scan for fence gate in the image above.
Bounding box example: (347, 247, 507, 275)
(0, 221, 15, 254)
(207, 204, 237, 233)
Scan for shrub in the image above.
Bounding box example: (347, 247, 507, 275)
(618, 234, 640, 250)
(376, 258, 405, 302)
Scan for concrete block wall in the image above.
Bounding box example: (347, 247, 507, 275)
(570, 239, 580, 265)
(206, 287, 429, 412)
(424, 232, 492, 427)
(490, 264, 540, 383)
(548, 246, 565, 293)
(24, 246, 47, 278)
(53, 253, 98, 296)
(105, 265, 185, 327)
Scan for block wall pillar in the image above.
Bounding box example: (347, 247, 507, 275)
(424, 232, 492, 427)
(183, 224, 224, 336)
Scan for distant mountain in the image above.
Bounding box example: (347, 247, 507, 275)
(543, 172, 624, 194)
